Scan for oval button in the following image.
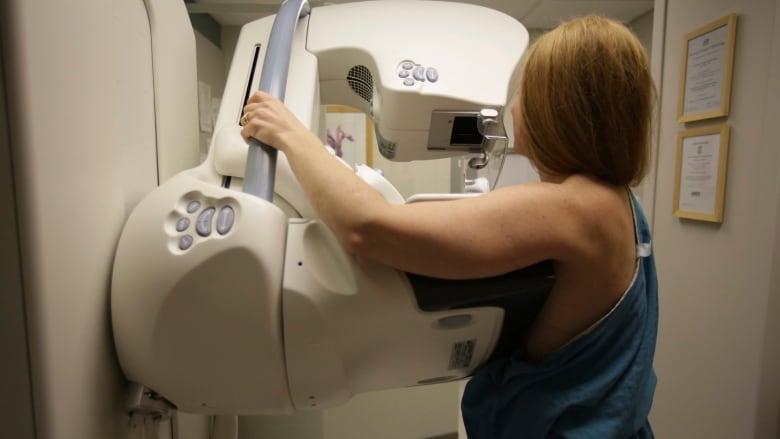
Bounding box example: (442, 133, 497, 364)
(412, 66, 425, 81)
(216, 206, 235, 235)
(186, 200, 201, 213)
(196, 207, 215, 237)
(179, 234, 194, 250)
(426, 67, 439, 82)
(176, 217, 190, 232)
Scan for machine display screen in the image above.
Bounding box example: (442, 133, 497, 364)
(450, 116, 484, 145)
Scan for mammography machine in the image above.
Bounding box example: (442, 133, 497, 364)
(111, 0, 554, 417)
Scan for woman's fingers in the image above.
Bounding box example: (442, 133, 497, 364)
(246, 90, 279, 107)
(240, 90, 313, 151)
(239, 95, 289, 146)
(239, 107, 260, 143)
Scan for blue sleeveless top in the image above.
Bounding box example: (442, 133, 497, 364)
(461, 193, 658, 438)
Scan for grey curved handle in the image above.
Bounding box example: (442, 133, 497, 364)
(243, 0, 311, 200)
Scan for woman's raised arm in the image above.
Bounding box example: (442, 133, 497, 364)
(240, 91, 583, 279)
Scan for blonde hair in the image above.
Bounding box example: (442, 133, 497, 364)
(517, 15, 656, 185)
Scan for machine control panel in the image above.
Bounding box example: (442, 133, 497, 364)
(397, 60, 438, 87)
(169, 194, 237, 253)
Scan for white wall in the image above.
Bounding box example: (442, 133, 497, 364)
(630, 10, 655, 59)
(494, 154, 540, 188)
(195, 32, 227, 160)
(650, 0, 780, 437)
(223, 26, 242, 74)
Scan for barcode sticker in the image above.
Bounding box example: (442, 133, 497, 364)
(449, 339, 476, 370)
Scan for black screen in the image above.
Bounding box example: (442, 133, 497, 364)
(450, 116, 484, 145)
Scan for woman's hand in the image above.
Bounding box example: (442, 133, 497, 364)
(239, 90, 313, 153)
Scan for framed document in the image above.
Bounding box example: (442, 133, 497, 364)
(677, 14, 738, 123)
(673, 124, 730, 222)
(324, 105, 374, 167)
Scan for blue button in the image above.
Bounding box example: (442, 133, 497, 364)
(216, 206, 235, 235)
(402, 62, 413, 70)
(403, 78, 415, 86)
(176, 217, 190, 232)
(196, 207, 215, 237)
(398, 70, 409, 78)
(413, 66, 425, 81)
(426, 67, 439, 82)
(186, 200, 201, 214)
(179, 234, 194, 250)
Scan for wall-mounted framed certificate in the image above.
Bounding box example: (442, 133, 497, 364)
(677, 14, 738, 123)
(673, 124, 730, 223)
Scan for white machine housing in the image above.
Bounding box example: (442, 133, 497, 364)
(111, 1, 535, 415)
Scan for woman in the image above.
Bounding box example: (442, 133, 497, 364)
(241, 15, 658, 438)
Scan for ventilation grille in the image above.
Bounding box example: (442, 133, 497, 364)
(347, 65, 373, 103)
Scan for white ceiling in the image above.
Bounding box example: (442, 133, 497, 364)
(187, 0, 654, 30)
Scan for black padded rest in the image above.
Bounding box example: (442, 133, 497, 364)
(406, 260, 555, 363)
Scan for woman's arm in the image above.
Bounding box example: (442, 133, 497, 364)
(240, 91, 582, 279)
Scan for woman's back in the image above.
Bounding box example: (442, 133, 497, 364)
(523, 175, 639, 361)
(462, 185, 658, 439)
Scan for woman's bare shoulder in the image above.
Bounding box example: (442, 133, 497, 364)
(511, 175, 633, 261)
(485, 176, 625, 259)
(553, 175, 636, 271)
